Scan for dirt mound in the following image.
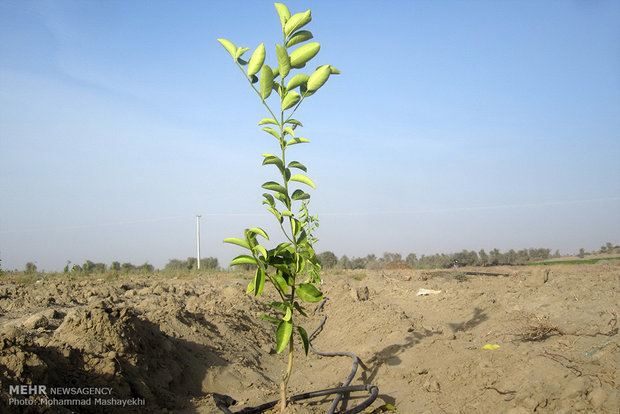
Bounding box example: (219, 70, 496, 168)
(0, 278, 276, 413)
(1, 263, 618, 413)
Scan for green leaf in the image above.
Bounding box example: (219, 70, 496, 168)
(268, 301, 287, 312)
(274, 3, 290, 28)
(237, 57, 248, 66)
(286, 74, 309, 91)
(231, 255, 258, 266)
(288, 161, 307, 172)
(291, 189, 310, 200)
(249, 74, 258, 83)
(286, 137, 310, 147)
(246, 278, 255, 294)
(307, 65, 331, 92)
(282, 306, 292, 321)
(262, 127, 281, 140)
(275, 44, 291, 79)
(260, 64, 274, 100)
(289, 42, 320, 68)
(283, 126, 295, 137)
(262, 193, 275, 207)
(259, 314, 280, 324)
(262, 181, 287, 194)
(247, 43, 266, 76)
(296, 229, 308, 245)
(296, 283, 323, 303)
(235, 46, 250, 59)
(258, 118, 278, 126)
(276, 320, 293, 354)
(289, 174, 316, 189)
(291, 218, 300, 237)
(295, 251, 306, 272)
(281, 210, 293, 217)
(284, 10, 312, 37)
(327, 65, 341, 74)
(254, 244, 268, 259)
(248, 227, 269, 239)
(297, 326, 309, 355)
(275, 242, 293, 255)
(217, 38, 237, 58)
(313, 64, 340, 75)
(273, 272, 288, 294)
(282, 91, 300, 110)
(285, 119, 303, 127)
(274, 193, 291, 209)
(267, 207, 283, 223)
(223, 237, 251, 249)
(262, 155, 284, 170)
(253, 268, 265, 295)
(286, 30, 313, 48)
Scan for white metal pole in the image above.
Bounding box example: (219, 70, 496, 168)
(196, 215, 201, 270)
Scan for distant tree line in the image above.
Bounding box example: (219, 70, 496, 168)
(316, 242, 619, 270)
(49, 257, 219, 275)
(163, 257, 219, 271)
(317, 248, 563, 270)
(595, 242, 618, 255)
(62, 260, 156, 275)
(12, 242, 618, 274)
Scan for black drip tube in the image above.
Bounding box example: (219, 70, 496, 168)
(216, 298, 379, 413)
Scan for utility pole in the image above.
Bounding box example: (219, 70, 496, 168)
(196, 215, 201, 270)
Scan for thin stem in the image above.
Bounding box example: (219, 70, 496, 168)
(234, 61, 280, 125)
(279, 221, 295, 244)
(284, 93, 307, 124)
(279, 334, 294, 411)
(280, 284, 295, 412)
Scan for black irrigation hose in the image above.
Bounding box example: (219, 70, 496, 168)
(217, 385, 379, 414)
(216, 297, 379, 414)
(309, 298, 365, 414)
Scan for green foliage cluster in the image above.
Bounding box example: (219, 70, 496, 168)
(24, 262, 38, 275)
(218, 3, 337, 408)
(599, 242, 618, 254)
(58, 257, 220, 276)
(220, 2, 337, 354)
(69, 260, 153, 275)
(9, 257, 221, 277)
(163, 257, 219, 272)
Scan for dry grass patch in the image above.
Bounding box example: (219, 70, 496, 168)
(510, 312, 562, 341)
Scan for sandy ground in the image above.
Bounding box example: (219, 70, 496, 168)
(0, 262, 618, 413)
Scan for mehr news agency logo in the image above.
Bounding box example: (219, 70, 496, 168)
(8, 384, 145, 408)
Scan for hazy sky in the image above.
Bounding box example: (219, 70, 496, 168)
(1, 0, 619, 271)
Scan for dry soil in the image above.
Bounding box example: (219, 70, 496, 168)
(0, 262, 618, 413)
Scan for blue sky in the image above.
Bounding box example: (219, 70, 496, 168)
(1, 0, 619, 271)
